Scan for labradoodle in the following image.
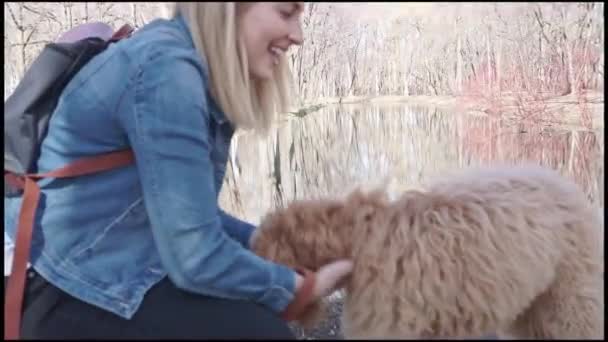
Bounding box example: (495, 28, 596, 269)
(251, 164, 604, 339)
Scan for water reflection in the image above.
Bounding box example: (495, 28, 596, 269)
(219, 104, 604, 224)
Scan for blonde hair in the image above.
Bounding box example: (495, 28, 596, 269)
(173, 2, 293, 134)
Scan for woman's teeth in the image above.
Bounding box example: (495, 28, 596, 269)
(269, 46, 284, 65)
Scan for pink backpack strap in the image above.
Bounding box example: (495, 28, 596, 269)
(109, 24, 135, 42)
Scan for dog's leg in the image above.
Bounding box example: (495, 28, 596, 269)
(505, 264, 603, 339)
(506, 209, 604, 340)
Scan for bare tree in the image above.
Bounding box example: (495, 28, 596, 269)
(5, 2, 604, 103)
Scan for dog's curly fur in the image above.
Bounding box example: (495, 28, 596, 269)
(251, 164, 604, 339)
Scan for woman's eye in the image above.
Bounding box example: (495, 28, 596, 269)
(280, 10, 292, 19)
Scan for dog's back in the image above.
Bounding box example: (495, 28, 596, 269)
(427, 163, 586, 203)
(344, 164, 603, 339)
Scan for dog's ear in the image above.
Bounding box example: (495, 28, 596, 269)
(344, 188, 366, 205)
(326, 202, 342, 218)
(344, 187, 388, 213)
(367, 187, 389, 205)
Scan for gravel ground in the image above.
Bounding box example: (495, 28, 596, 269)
(289, 292, 345, 340)
(288, 292, 501, 340)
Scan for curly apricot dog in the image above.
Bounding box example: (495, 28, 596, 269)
(251, 164, 604, 339)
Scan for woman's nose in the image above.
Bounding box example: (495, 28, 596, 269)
(288, 22, 303, 46)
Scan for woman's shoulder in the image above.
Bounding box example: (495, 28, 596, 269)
(133, 17, 192, 49)
(119, 17, 208, 79)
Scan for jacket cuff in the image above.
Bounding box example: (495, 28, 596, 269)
(258, 264, 297, 313)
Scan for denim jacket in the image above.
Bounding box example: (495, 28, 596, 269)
(3, 16, 296, 319)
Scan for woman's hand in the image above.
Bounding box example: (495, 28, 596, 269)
(283, 259, 353, 322)
(294, 259, 353, 297)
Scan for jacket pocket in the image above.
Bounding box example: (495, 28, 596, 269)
(71, 197, 146, 261)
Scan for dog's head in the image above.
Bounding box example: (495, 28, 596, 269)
(251, 197, 347, 271)
(250, 188, 389, 328)
(251, 188, 389, 271)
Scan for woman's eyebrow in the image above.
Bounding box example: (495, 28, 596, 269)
(293, 2, 304, 13)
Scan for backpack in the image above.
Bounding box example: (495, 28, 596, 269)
(4, 23, 136, 340)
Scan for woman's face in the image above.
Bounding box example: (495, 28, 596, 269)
(239, 2, 304, 80)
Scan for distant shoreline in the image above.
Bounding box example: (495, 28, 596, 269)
(291, 92, 604, 130)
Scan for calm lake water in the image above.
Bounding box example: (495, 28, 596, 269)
(219, 103, 604, 223)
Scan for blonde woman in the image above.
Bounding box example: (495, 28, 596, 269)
(5, 2, 352, 339)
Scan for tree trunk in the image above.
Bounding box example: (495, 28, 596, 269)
(19, 4, 26, 77)
(66, 3, 73, 29)
(539, 32, 546, 91)
(456, 35, 463, 94)
(564, 44, 577, 95)
(495, 38, 501, 94)
(486, 29, 492, 90)
(517, 48, 531, 92)
(568, 130, 578, 172)
(132, 3, 138, 28)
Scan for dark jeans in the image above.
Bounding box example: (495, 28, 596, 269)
(6, 270, 295, 339)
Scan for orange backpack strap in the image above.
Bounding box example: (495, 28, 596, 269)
(4, 149, 135, 340)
